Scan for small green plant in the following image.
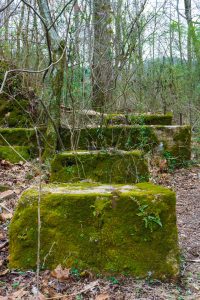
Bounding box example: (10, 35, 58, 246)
(137, 204, 162, 232)
(130, 197, 163, 232)
(12, 281, 20, 288)
(107, 276, 119, 285)
(163, 151, 177, 171)
(70, 267, 80, 278)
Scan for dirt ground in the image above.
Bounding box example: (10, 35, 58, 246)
(0, 159, 200, 299)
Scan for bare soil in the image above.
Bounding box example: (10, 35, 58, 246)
(0, 159, 200, 299)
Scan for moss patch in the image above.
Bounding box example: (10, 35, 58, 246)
(9, 182, 179, 280)
(0, 146, 31, 163)
(155, 126, 191, 166)
(0, 95, 33, 128)
(50, 150, 149, 184)
(61, 125, 159, 152)
(0, 59, 37, 127)
(0, 128, 36, 146)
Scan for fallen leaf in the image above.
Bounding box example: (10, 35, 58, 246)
(31, 292, 46, 300)
(0, 269, 9, 276)
(8, 288, 28, 299)
(51, 264, 70, 281)
(14, 189, 21, 195)
(0, 212, 13, 222)
(95, 294, 110, 300)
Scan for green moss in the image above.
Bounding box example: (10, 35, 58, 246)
(173, 126, 191, 161)
(50, 150, 149, 184)
(0, 96, 32, 128)
(162, 126, 191, 167)
(59, 125, 192, 168)
(9, 182, 179, 280)
(0, 59, 22, 94)
(0, 128, 35, 146)
(104, 114, 173, 126)
(0, 127, 45, 149)
(61, 125, 159, 152)
(0, 145, 31, 163)
(0, 59, 35, 127)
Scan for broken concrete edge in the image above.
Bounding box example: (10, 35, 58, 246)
(9, 182, 179, 280)
(50, 150, 149, 184)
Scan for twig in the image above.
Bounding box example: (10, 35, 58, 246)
(34, 127, 42, 298)
(0, 240, 9, 250)
(0, 133, 29, 163)
(186, 259, 200, 263)
(46, 280, 99, 299)
(0, 203, 12, 213)
(0, 0, 14, 12)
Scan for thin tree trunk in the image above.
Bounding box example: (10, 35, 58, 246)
(36, 0, 65, 157)
(92, 0, 113, 112)
(184, 0, 192, 124)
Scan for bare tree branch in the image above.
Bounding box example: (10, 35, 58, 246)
(0, 0, 14, 13)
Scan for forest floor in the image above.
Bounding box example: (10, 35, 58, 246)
(0, 159, 200, 299)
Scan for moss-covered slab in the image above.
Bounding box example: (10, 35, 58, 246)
(104, 113, 173, 126)
(154, 125, 191, 163)
(0, 145, 31, 163)
(61, 125, 191, 164)
(0, 128, 37, 146)
(50, 150, 149, 184)
(9, 182, 179, 279)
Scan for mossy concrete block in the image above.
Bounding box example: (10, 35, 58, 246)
(154, 125, 191, 162)
(105, 113, 173, 126)
(9, 182, 179, 279)
(61, 125, 158, 152)
(50, 150, 149, 184)
(0, 128, 37, 146)
(61, 125, 191, 163)
(0, 145, 31, 163)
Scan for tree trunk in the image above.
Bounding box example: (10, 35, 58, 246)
(92, 0, 113, 112)
(36, 0, 65, 158)
(184, 0, 192, 124)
